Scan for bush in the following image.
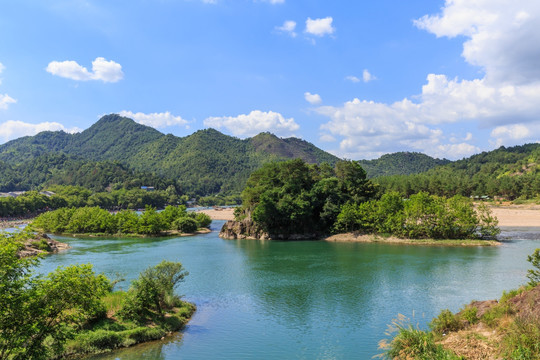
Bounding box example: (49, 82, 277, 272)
(194, 212, 212, 228)
(460, 306, 479, 325)
(172, 217, 199, 233)
(381, 315, 461, 359)
(77, 330, 122, 352)
(118, 261, 188, 323)
(429, 309, 462, 335)
(526, 248, 540, 286)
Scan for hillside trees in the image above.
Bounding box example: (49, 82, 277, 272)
(237, 159, 377, 235)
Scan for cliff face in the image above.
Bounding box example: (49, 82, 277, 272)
(219, 219, 320, 240)
(219, 219, 270, 240)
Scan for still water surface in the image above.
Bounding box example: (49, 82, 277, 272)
(38, 222, 540, 359)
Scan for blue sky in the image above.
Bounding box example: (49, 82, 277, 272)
(0, 0, 539, 160)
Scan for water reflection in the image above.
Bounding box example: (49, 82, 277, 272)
(35, 224, 540, 359)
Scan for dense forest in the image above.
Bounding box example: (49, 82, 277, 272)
(375, 143, 540, 200)
(230, 159, 498, 240)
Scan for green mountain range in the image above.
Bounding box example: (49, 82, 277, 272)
(11, 113, 525, 198)
(0, 114, 341, 195)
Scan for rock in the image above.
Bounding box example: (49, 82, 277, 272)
(219, 219, 319, 240)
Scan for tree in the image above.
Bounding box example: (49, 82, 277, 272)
(118, 261, 188, 323)
(0, 232, 110, 360)
(527, 248, 540, 286)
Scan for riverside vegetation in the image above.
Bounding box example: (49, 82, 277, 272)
(0, 231, 195, 359)
(224, 159, 499, 242)
(29, 205, 212, 236)
(380, 248, 540, 359)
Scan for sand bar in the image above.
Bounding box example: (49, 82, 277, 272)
(195, 208, 236, 221)
(488, 204, 540, 227)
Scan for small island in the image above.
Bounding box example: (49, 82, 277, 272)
(29, 205, 212, 237)
(220, 159, 500, 245)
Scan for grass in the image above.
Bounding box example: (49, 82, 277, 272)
(379, 315, 462, 360)
(62, 297, 195, 357)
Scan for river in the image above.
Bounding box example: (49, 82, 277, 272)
(37, 222, 540, 359)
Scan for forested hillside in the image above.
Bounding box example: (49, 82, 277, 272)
(358, 152, 450, 178)
(376, 143, 540, 200)
(0, 114, 340, 195)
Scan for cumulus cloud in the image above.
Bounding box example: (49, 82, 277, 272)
(304, 92, 322, 105)
(204, 110, 299, 137)
(414, 0, 540, 85)
(317, 1, 540, 159)
(345, 75, 361, 83)
(305, 17, 335, 37)
(363, 69, 376, 83)
(118, 111, 189, 129)
(0, 94, 16, 110)
(46, 57, 124, 83)
(276, 20, 297, 37)
(0, 120, 80, 144)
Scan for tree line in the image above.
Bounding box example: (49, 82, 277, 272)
(30, 205, 211, 235)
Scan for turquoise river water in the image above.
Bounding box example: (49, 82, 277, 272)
(36, 221, 540, 359)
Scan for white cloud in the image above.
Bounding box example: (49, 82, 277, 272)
(345, 75, 361, 83)
(317, 2, 540, 159)
(414, 0, 540, 85)
(204, 110, 299, 137)
(0, 94, 16, 110)
(0, 120, 80, 144)
(118, 111, 189, 129)
(262, 0, 284, 3)
(46, 57, 124, 83)
(363, 69, 376, 83)
(0, 63, 5, 74)
(490, 124, 538, 147)
(276, 20, 297, 37)
(305, 17, 335, 37)
(304, 92, 322, 105)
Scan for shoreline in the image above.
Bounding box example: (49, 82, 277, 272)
(324, 233, 500, 246)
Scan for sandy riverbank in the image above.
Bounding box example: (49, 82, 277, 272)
(199, 205, 540, 227)
(195, 208, 236, 221)
(488, 204, 540, 227)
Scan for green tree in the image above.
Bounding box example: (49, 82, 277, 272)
(118, 261, 188, 323)
(138, 206, 166, 235)
(172, 217, 199, 233)
(0, 232, 110, 359)
(527, 248, 540, 286)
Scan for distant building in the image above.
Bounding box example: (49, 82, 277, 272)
(141, 186, 155, 191)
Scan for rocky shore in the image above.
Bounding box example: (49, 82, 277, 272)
(18, 233, 70, 258)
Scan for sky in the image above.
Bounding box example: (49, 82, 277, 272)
(0, 0, 539, 160)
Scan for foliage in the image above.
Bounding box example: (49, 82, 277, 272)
(375, 143, 540, 200)
(30, 205, 210, 236)
(358, 152, 450, 178)
(172, 217, 199, 233)
(334, 191, 500, 240)
(429, 309, 463, 335)
(503, 315, 540, 360)
(526, 248, 540, 286)
(0, 232, 111, 359)
(117, 261, 188, 323)
(239, 159, 377, 236)
(379, 315, 461, 360)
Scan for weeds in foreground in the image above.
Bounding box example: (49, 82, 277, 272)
(378, 314, 462, 360)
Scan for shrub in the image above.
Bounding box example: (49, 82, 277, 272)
(194, 212, 212, 228)
(381, 315, 461, 360)
(172, 217, 199, 233)
(429, 309, 462, 335)
(118, 261, 188, 323)
(460, 306, 479, 325)
(77, 330, 122, 352)
(503, 315, 540, 360)
(526, 248, 540, 286)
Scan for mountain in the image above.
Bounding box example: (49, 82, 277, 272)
(375, 143, 540, 200)
(358, 152, 450, 178)
(0, 114, 340, 195)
